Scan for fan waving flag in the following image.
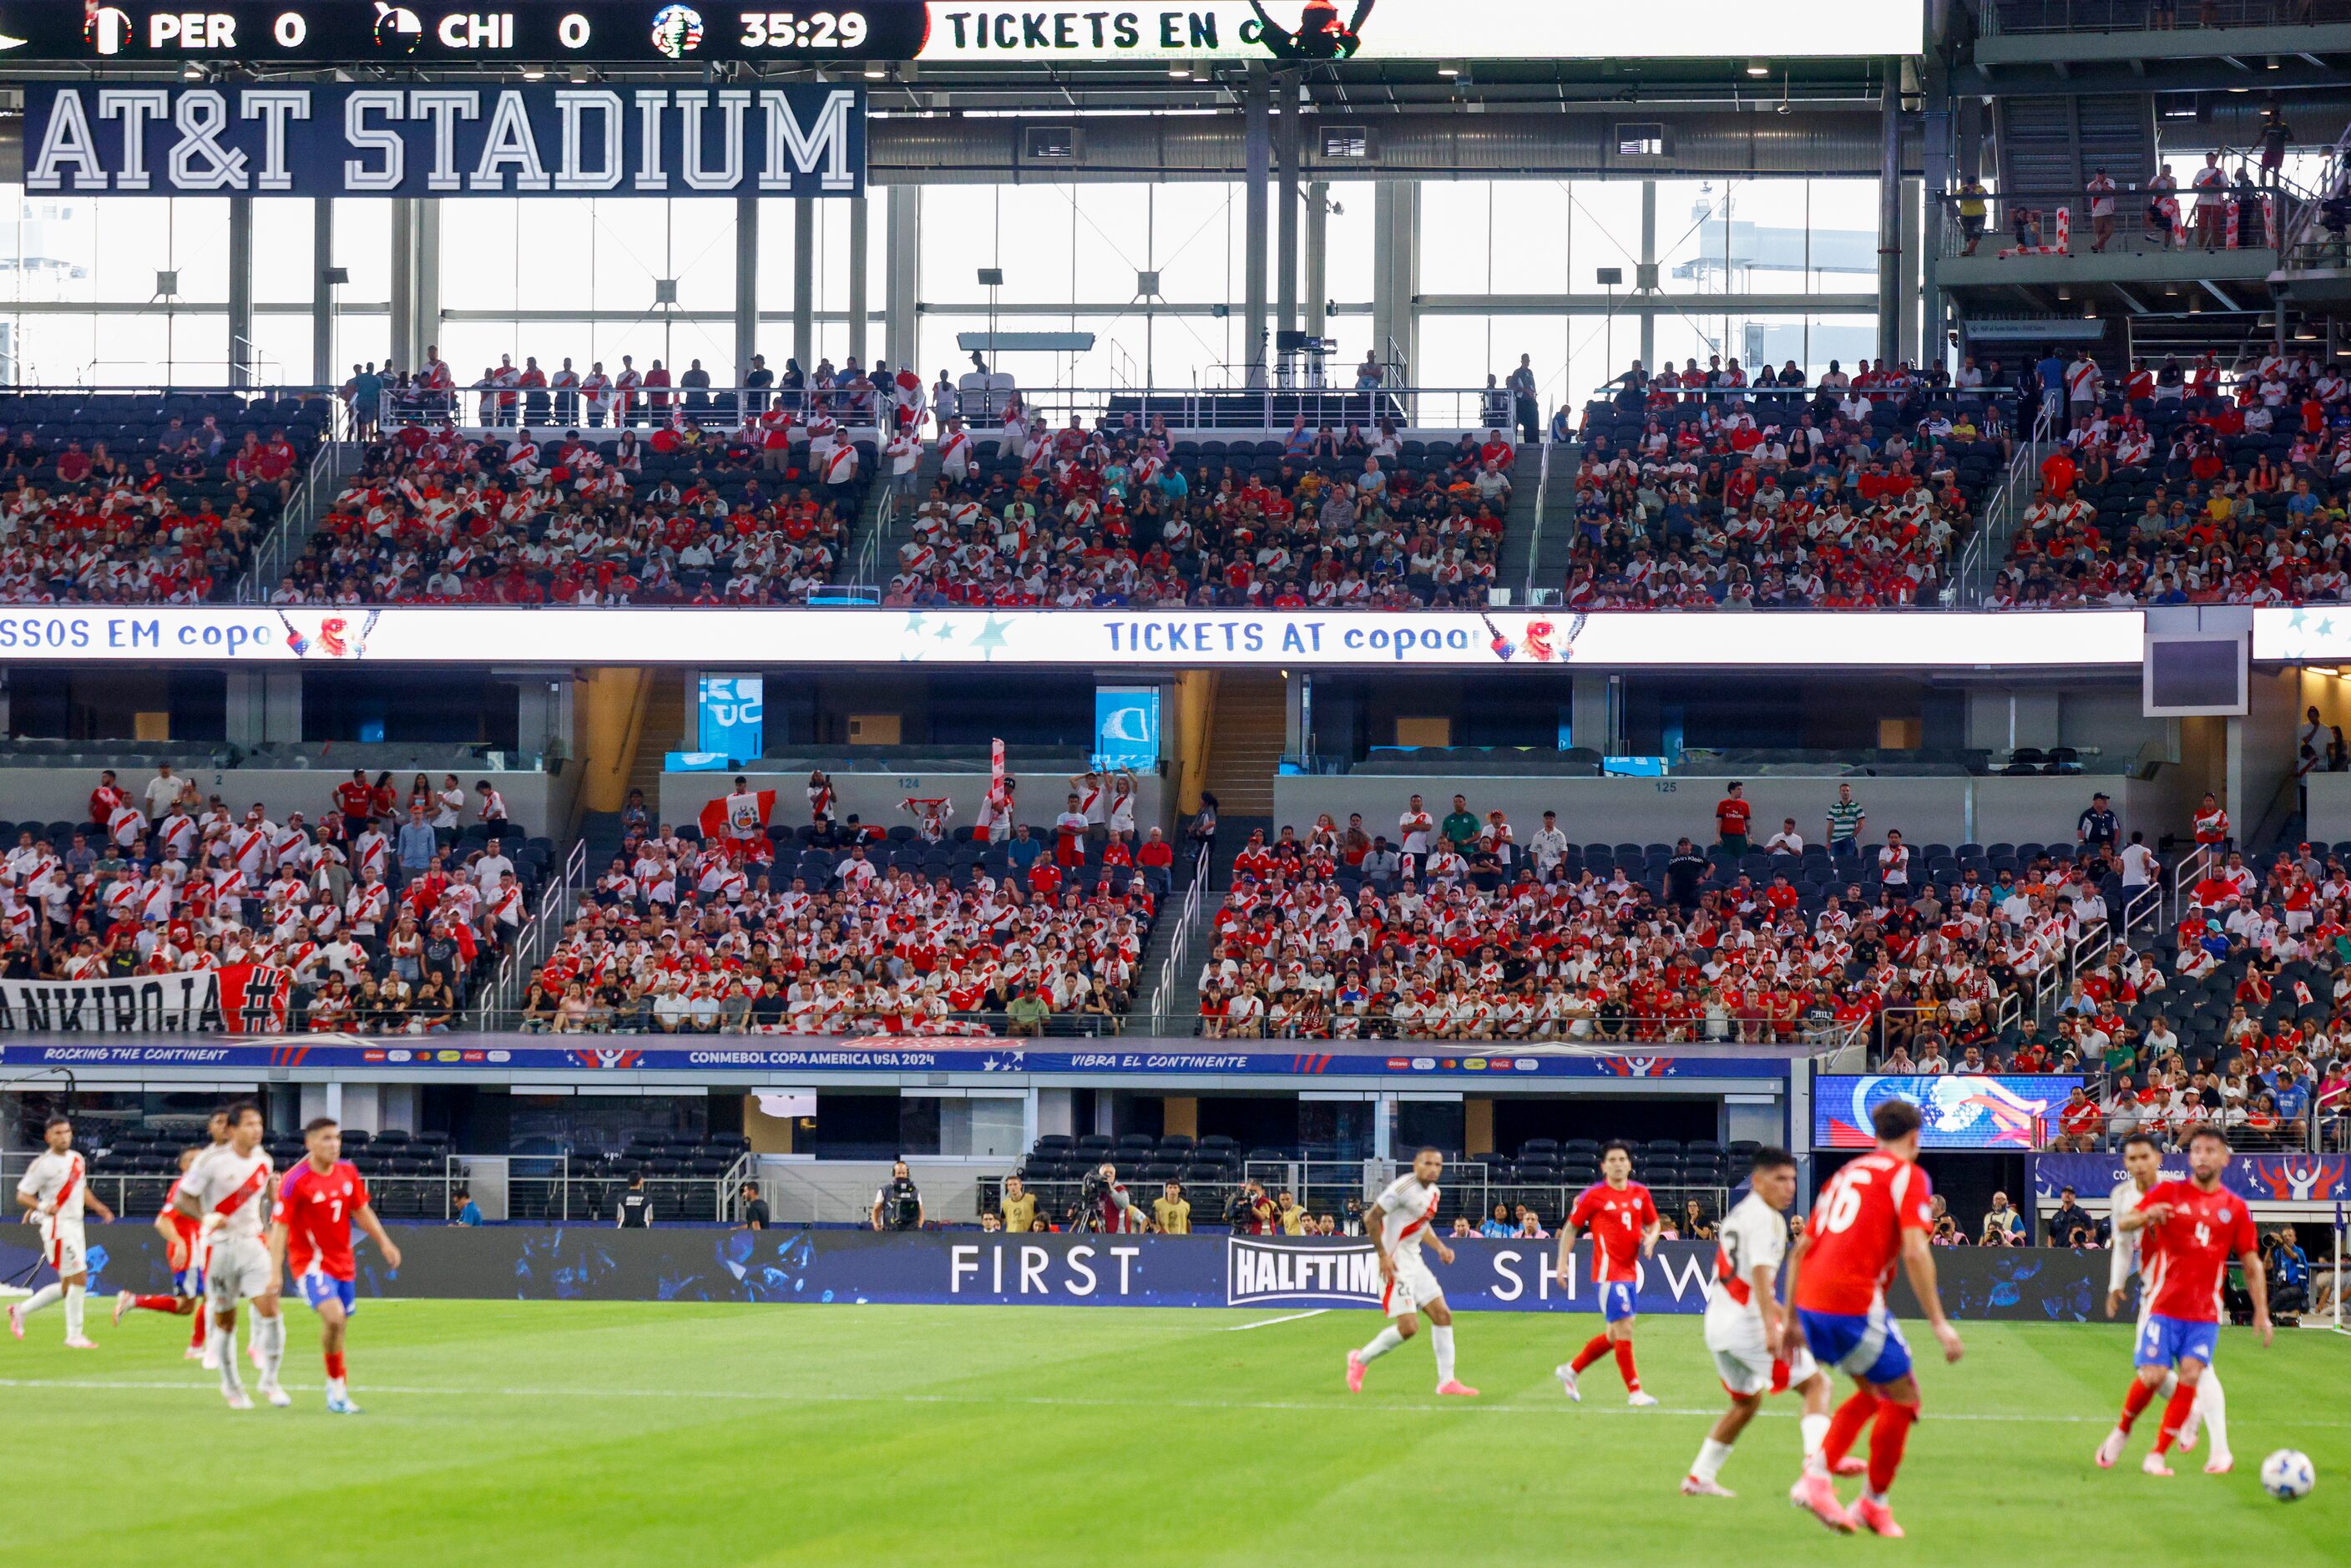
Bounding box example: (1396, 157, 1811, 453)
(702, 787, 776, 843)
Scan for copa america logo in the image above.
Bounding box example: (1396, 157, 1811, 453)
(651, 5, 706, 58)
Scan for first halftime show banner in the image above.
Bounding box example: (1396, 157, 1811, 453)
(38, 1227, 2117, 1321)
(0, 966, 290, 1034)
(21, 83, 865, 199)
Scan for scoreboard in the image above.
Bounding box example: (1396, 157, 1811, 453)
(0, 4, 928, 64)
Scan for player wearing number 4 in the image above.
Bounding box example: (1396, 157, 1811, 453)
(1555, 1140, 1661, 1405)
(2096, 1130, 2231, 1471)
(271, 1117, 402, 1414)
(2096, 1125, 2269, 1478)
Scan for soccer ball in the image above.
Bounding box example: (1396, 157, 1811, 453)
(2259, 1449, 2315, 1502)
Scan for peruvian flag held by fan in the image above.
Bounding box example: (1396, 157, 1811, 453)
(976, 738, 1015, 842)
(701, 783, 776, 851)
(215, 964, 292, 1034)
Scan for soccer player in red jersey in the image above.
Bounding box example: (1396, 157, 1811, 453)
(1553, 1141, 1662, 1406)
(270, 1116, 402, 1414)
(2096, 1125, 2270, 1477)
(113, 1146, 210, 1356)
(1781, 1099, 1964, 1539)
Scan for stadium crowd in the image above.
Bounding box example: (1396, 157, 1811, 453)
(0, 764, 543, 1030)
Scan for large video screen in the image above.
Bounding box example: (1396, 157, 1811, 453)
(1814, 1075, 2082, 1151)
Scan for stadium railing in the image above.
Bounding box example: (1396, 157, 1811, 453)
(1980, 0, 2351, 32)
(1934, 190, 2293, 260)
(469, 838, 590, 1029)
(1146, 842, 1216, 1034)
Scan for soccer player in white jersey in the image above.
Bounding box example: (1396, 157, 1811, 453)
(2095, 1131, 2229, 1472)
(1346, 1146, 1478, 1397)
(9, 1114, 117, 1347)
(1685, 1146, 1839, 1497)
(174, 1102, 286, 1409)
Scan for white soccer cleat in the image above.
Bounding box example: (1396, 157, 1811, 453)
(2203, 1452, 2234, 1476)
(1627, 1390, 1660, 1407)
(224, 1391, 254, 1411)
(200, 1345, 220, 1371)
(1554, 1363, 1581, 1402)
(183, 1347, 205, 1362)
(112, 1292, 134, 1326)
(2176, 1412, 2201, 1452)
(1681, 1476, 1736, 1497)
(2095, 1428, 2128, 1469)
(62, 1335, 99, 1350)
(259, 1383, 293, 1408)
(2141, 1453, 2174, 1478)
(326, 1394, 362, 1415)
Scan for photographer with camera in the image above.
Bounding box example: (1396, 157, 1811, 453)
(871, 1160, 924, 1232)
(1070, 1162, 1145, 1234)
(1225, 1178, 1278, 1235)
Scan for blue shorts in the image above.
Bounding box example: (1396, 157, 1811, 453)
(298, 1271, 358, 1316)
(173, 1267, 205, 1300)
(2135, 1313, 2218, 1371)
(1799, 1304, 1914, 1385)
(1600, 1281, 1638, 1323)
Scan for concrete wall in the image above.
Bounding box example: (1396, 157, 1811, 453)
(659, 769, 1170, 842)
(0, 766, 564, 837)
(1271, 772, 2191, 852)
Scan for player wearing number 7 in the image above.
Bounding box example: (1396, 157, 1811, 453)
(270, 1117, 402, 1414)
(1554, 1140, 1662, 1405)
(2096, 1125, 2269, 1478)
(1780, 1099, 1964, 1539)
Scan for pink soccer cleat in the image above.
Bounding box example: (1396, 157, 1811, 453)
(2141, 1454, 2174, 1478)
(1435, 1379, 1480, 1397)
(63, 1336, 98, 1350)
(1792, 1471, 1855, 1534)
(1681, 1476, 1736, 1498)
(2095, 1428, 2128, 1469)
(6, 1305, 21, 1342)
(113, 1292, 134, 1326)
(2203, 1454, 2234, 1476)
(1848, 1496, 1905, 1538)
(1833, 1456, 1867, 1477)
(1345, 1351, 1367, 1393)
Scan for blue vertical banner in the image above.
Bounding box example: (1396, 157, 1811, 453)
(697, 675, 765, 760)
(1093, 687, 1160, 771)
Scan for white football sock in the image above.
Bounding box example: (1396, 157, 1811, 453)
(255, 1313, 286, 1385)
(326, 1375, 348, 1401)
(1801, 1413, 1831, 1460)
(1358, 1324, 1405, 1363)
(212, 1324, 245, 1398)
(2193, 1368, 2227, 1454)
(1431, 1324, 1457, 1383)
(19, 1282, 63, 1317)
(1691, 1437, 1735, 1484)
(2156, 1369, 2179, 1399)
(62, 1283, 84, 1339)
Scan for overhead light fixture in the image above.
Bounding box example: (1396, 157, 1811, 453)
(2266, 54, 2282, 69)
(864, 60, 887, 79)
(1746, 59, 1770, 77)
(1436, 60, 1463, 78)
(181, 61, 204, 80)
(520, 65, 545, 81)
(1168, 59, 1191, 78)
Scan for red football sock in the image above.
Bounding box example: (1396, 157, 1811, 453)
(1612, 1338, 1642, 1392)
(1570, 1333, 1612, 1375)
(1867, 1400, 1919, 1495)
(132, 1294, 179, 1313)
(2153, 1385, 2199, 1454)
(189, 1313, 207, 1348)
(326, 1350, 347, 1379)
(1823, 1388, 1880, 1466)
(2116, 1377, 2157, 1433)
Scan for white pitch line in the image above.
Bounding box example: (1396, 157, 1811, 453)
(1224, 1309, 1331, 1332)
(4, 1377, 2348, 1429)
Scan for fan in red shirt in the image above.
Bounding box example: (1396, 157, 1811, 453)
(268, 1116, 402, 1414)
(1553, 1141, 1661, 1405)
(2098, 1126, 2270, 1477)
(1781, 1099, 1964, 1538)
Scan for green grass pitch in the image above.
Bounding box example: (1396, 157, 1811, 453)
(4, 1300, 2344, 1565)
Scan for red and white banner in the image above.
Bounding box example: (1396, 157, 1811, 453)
(0, 964, 291, 1034)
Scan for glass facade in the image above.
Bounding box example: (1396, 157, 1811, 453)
(0, 177, 1892, 395)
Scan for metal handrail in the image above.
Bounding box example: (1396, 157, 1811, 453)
(1520, 433, 1556, 607)
(234, 425, 351, 603)
(1953, 402, 2052, 606)
(1150, 842, 1214, 1034)
(1934, 187, 2290, 259)
(470, 838, 589, 1029)
(2274, 116, 2351, 271)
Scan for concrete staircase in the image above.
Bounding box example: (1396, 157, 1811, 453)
(1506, 442, 1579, 602)
(624, 675, 686, 822)
(864, 448, 944, 584)
(1200, 672, 1287, 818)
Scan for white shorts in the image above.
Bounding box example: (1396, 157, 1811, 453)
(40, 1218, 86, 1277)
(1382, 1249, 1444, 1318)
(1704, 1300, 1819, 1397)
(205, 1237, 274, 1310)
